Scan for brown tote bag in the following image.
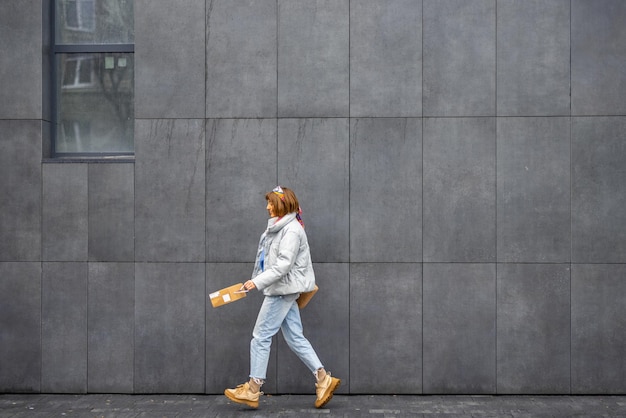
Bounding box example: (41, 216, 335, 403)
(296, 284, 319, 309)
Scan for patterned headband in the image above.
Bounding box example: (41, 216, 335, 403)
(272, 185, 285, 201)
(272, 185, 304, 227)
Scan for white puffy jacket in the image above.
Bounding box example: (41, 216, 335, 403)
(251, 212, 316, 296)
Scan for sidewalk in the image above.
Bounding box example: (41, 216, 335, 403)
(2, 393, 626, 417)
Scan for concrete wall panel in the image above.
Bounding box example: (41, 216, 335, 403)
(135, 119, 205, 262)
(41, 262, 88, 393)
(423, 263, 496, 394)
(278, 0, 349, 117)
(88, 164, 134, 262)
(135, 0, 205, 118)
(350, 118, 422, 262)
(572, 264, 626, 394)
(350, 0, 422, 117)
(0, 0, 42, 119)
(497, 0, 570, 116)
(424, 118, 496, 262)
(497, 117, 570, 262)
(423, 0, 495, 116)
(0, 121, 42, 261)
(206, 0, 277, 118)
(572, 117, 626, 263)
(0, 262, 41, 393)
(135, 263, 205, 393)
(497, 264, 570, 394)
(205, 119, 276, 262)
(278, 119, 350, 262)
(42, 164, 88, 261)
(88, 263, 134, 393)
(350, 263, 422, 394)
(572, 0, 626, 115)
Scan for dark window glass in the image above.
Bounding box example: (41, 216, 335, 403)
(56, 53, 134, 153)
(56, 0, 133, 44)
(53, 0, 134, 156)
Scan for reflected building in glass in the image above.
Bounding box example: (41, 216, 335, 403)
(55, 0, 134, 154)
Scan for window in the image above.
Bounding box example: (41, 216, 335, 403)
(52, 0, 134, 156)
(64, 0, 95, 32)
(62, 56, 95, 88)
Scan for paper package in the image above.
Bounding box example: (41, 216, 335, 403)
(209, 283, 247, 308)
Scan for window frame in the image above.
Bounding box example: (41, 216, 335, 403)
(50, 1, 135, 159)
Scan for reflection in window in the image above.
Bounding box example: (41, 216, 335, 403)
(62, 56, 94, 88)
(53, 0, 134, 156)
(56, 53, 134, 153)
(60, 120, 92, 152)
(64, 0, 95, 32)
(56, 0, 134, 45)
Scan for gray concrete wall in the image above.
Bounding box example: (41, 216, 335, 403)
(1, 0, 625, 394)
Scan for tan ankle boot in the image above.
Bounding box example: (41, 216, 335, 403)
(315, 372, 340, 408)
(224, 382, 261, 409)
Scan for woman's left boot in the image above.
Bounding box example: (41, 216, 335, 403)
(314, 369, 341, 408)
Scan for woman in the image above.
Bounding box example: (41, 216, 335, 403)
(224, 186, 340, 409)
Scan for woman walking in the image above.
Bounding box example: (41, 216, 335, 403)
(224, 186, 340, 409)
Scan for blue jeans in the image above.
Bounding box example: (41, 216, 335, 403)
(250, 294, 323, 380)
